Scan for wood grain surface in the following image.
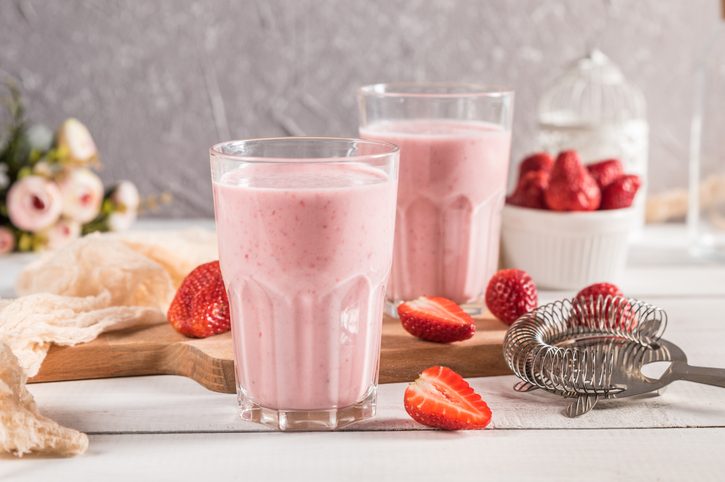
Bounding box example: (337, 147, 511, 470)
(29, 313, 509, 392)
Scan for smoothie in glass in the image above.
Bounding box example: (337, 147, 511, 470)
(361, 119, 511, 304)
(210, 138, 398, 430)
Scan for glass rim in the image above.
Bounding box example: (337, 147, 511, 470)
(210, 136, 399, 164)
(359, 82, 514, 99)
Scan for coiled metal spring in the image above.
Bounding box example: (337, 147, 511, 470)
(503, 296, 667, 399)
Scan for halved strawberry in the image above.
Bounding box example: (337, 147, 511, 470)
(168, 261, 231, 338)
(397, 296, 475, 343)
(404, 366, 492, 430)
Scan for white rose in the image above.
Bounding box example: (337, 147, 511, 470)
(57, 118, 98, 165)
(107, 210, 137, 232)
(25, 124, 54, 152)
(57, 169, 104, 223)
(111, 181, 140, 212)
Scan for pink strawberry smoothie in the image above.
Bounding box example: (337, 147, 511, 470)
(360, 119, 511, 304)
(213, 163, 396, 411)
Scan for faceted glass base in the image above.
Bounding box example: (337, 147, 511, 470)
(238, 386, 377, 431)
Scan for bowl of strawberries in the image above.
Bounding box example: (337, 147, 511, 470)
(501, 150, 641, 290)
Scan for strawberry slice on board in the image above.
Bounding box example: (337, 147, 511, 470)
(397, 296, 476, 343)
(404, 366, 492, 430)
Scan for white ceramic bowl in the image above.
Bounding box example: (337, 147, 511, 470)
(501, 205, 638, 290)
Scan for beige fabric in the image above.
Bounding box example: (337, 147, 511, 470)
(111, 229, 218, 288)
(0, 342, 89, 457)
(0, 228, 217, 457)
(16, 235, 175, 309)
(0, 291, 164, 377)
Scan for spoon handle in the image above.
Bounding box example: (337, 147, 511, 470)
(673, 364, 725, 388)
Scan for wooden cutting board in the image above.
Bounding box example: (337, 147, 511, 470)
(29, 313, 510, 393)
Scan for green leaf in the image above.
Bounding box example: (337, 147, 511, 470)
(17, 232, 33, 252)
(17, 166, 32, 179)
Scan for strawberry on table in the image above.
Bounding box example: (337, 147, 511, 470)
(600, 174, 641, 210)
(404, 366, 492, 430)
(485, 269, 538, 325)
(573, 282, 635, 330)
(397, 296, 476, 343)
(586, 159, 624, 189)
(518, 152, 554, 179)
(506, 170, 550, 209)
(576, 282, 623, 301)
(544, 150, 601, 211)
(168, 260, 231, 338)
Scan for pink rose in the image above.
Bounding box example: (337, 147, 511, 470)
(0, 227, 15, 254)
(57, 169, 104, 223)
(6, 176, 63, 232)
(42, 218, 81, 250)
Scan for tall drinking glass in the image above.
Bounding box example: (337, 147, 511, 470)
(210, 138, 399, 430)
(359, 83, 514, 312)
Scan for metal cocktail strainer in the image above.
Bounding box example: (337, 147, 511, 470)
(503, 296, 725, 417)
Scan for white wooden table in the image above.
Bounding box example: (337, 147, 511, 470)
(2, 221, 725, 481)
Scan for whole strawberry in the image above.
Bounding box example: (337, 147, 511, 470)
(506, 171, 549, 209)
(586, 159, 624, 189)
(576, 282, 623, 301)
(485, 269, 538, 325)
(601, 174, 641, 210)
(168, 261, 231, 338)
(544, 150, 601, 211)
(518, 152, 554, 179)
(574, 282, 635, 330)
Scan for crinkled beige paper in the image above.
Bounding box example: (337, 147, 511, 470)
(0, 229, 217, 457)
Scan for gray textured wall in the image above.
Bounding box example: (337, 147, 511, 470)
(0, 0, 719, 217)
